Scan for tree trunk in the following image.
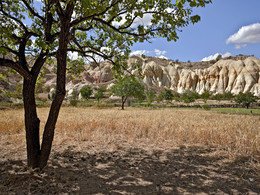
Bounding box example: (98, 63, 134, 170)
(23, 79, 41, 169)
(39, 15, 70, 169)
(121, 96, 127, 110)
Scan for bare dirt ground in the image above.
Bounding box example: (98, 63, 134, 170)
(0, 108, 259, 194)
(1, 143, 259, 194)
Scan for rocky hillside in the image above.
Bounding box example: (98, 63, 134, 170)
(70, 55, 260, 97)
(139, 55, 260, 96)
(1, 55, 260, 101)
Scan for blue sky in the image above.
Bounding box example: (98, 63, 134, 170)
(130, 0, 260, 62)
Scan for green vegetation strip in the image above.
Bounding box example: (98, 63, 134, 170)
(211, 107, 260, 115)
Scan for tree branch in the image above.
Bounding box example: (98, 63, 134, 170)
(21, 0, 44, 21)
(0, 58, 31, 80)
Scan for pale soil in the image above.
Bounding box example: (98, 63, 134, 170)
(0, 107, 259, 194)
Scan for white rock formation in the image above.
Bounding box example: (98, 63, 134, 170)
(141, 56, 260, 96)
(36, 55, 260, 100)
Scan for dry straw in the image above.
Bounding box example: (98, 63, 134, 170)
(0, 107, 259, 161)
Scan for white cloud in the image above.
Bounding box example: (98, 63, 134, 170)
(226, 23, 260, 49)
(158, 55, 169, 60)
(130, 50, 149, 56)
(235, 44, 247, 49)
(154, 49, 167, 56)
(201, 52, 232, 61)
(68, 51, 78, 60)
(113, 7, 174, 28)
(113, 13, 153, 27)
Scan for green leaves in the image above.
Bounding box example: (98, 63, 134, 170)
(111, 76, 145, 100)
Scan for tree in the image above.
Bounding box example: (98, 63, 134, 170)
(70, 89, 79, 106)
(94, 87, 106, 103)
(111, 77, 145, 110)
(0, 0, 211, 169)
(164, 89, 174, 101)
(200, 90, 211, 103)
(216, 54, 222, 61)
(235, 92, 258, 109)
(181, 90, 199, 103)
(146, 89, 156, 105)
(156, 92, 165, 103)
(80, 86, 93, 100)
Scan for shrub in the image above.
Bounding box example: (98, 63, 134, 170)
(213, 93, 223, 101)
(223, 92, 234, 100)
(70, 99, 78, 107)
(181, 90, 199, 103)
(80, 86, 93, 100)
(202, 104, 211, 110)
(156, 92, 165, 102)
(146, 89, 156, 104)
(94, 87, 106, 103)
(70, 89, 79, 107)
(164, 89, 173, 101)
(200, 90, 211, 102)
(216, 54, 222, 61)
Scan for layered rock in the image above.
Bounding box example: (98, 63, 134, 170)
(1, 55, 260, 101)
(140, 56, 260, 96)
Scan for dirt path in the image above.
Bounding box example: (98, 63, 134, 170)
(0, 145, 259, 194)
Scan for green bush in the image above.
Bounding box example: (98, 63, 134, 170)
(94, 87, 106, 103)
(164, 89, 173, 101)
(156, 92, 165, 102)
(181, 90, 199, 103)
(70, 99, 78, 107)
(70, 89, 79, 106)
(202, 104, 211, 110)
(146, 89, 156, 104)
(200, 90, 211, 102)
(80, 86, 93, 100)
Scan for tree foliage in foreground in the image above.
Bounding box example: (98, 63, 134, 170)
(0, 0, 211, 169)
(111, 77, 145, 110)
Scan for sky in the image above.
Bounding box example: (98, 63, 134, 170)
(130, 0, 260, 62)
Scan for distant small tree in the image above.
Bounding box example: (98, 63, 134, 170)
(146, 89, 156, 105)
(213, 93, 223, 102)
(223, 92, 234, 100)
(111, 77, 145, 110)
(70, 89, 79, 107)
(156, 92, 165, 103)
(94, 87, 106, 103)
(181, 90, 199, 103)
(164, 89, 174, 102)
(80, 86, 93, 100)
(216, 54, 222, 61)
(200, 90, 211, 103)
(173, 93, 181, 102)
(235, 92, 258, 109)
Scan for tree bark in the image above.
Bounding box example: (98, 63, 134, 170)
(23, 78, 41, 169)
(39, 13, 71, 169)
(121, 96, 127, 110)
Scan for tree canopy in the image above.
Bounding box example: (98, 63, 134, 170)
(0, 0, 212, 169)
(235, 92, 258, 109)
(111, 76, 145, 109)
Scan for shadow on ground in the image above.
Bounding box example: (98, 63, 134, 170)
(0, 146, 259, 194)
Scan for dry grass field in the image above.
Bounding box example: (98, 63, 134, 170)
(0, 107, 259, 194)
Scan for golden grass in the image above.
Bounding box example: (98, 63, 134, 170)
(0, 107, 259, 161)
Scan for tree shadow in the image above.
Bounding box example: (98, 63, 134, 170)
(0, 146, 259, 194)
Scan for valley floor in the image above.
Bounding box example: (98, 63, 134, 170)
(0, 107, 259, 194)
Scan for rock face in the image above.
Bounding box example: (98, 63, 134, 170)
(139, 56, 260, 96)
(1, 55, 260, 100)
